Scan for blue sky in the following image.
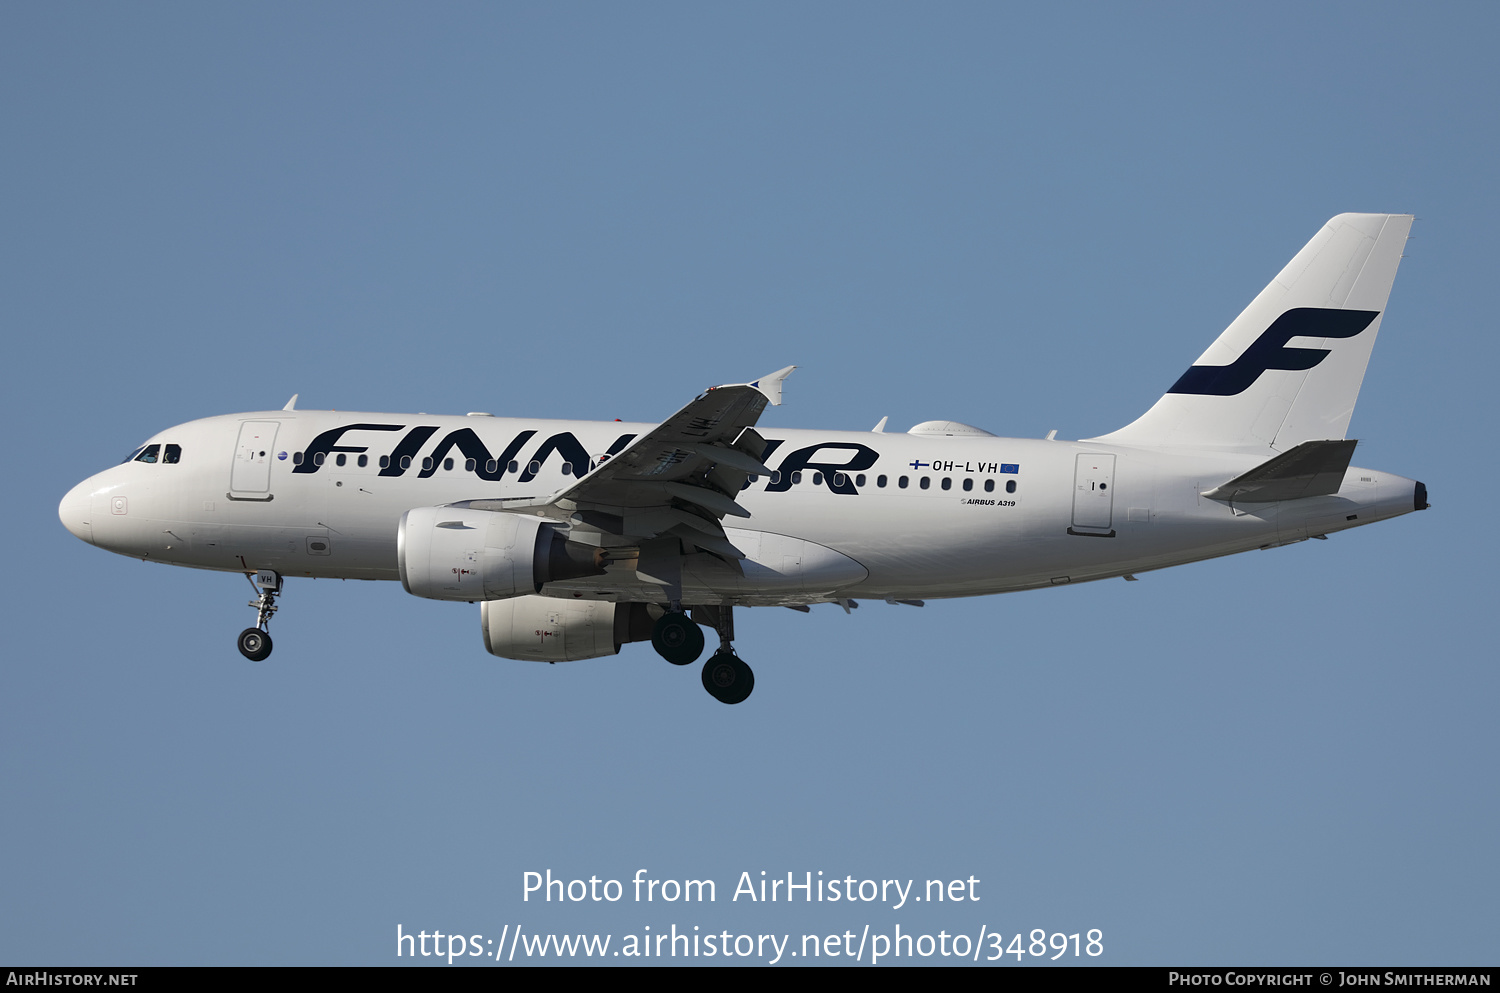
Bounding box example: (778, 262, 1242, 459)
(3, 2, 1496, 965)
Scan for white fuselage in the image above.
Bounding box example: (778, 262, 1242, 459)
(58, 409, 1422, 607)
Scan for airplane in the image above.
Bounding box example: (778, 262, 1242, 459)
(58, 213, 1427, 704)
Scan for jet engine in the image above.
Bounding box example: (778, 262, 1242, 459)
(481, 596, 657, 662)
(397, 507, 608, 602)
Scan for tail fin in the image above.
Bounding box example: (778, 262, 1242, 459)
(1090, 213, 1413, 452)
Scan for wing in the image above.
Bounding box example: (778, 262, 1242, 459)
(463, 365, 794, 557)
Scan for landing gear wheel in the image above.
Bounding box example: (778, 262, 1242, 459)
(701, 650, 754, 704)
(652, 612, 704, 665)
(237, 627, 273, 662)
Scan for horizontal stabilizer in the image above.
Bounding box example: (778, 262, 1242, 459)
(1202, 439, 1357, 503)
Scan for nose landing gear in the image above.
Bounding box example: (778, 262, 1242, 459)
(237, 570, 281, 662)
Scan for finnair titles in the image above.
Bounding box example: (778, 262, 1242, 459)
(60, 214, 1428, 704)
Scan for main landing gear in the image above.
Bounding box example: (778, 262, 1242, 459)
(651, 609, 704, 665)
(237, 570, 281, 662)
(650, 603, 754, 704)
(701, 650, 754, 706)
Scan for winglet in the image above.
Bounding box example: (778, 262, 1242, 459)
(283, 394, 299, 411)
(747, 365, 796, 406)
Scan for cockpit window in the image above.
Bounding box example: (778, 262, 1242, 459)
(134, 444, 161, 464)
(163, 444, 182, 464)
(121, 446, 147, 464)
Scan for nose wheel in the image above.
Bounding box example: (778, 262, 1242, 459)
(237, 570, 281, 661)
(237, 627, 273, 662)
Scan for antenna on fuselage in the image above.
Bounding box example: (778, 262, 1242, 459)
(283, 394, 299, 411)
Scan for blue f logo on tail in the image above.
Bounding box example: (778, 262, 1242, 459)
(1167, 307, 1379, 397)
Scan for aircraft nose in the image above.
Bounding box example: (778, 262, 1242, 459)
(59, 480, 94, 544)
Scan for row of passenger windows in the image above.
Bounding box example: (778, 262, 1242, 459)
(292, 451, 573, 475)
(288, 450, 1018, 494)
(743, 471, 1018, 493)
(124, 444, 183, 464)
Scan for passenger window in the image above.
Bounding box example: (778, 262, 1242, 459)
(962, 478, 973, 491)
(527, 460, 541, 475)
(358, 454, 368, 467)
(877, 475, 887, 488)
(1006, 480, 1017, 493)
(134, 444, 160, 463)
(792, 471, 803, 484)
(313, 452, 325, 466)
(400, 456, 412, 470)
(813, 472, 823, 485)
(422, 457, 434, 471)
(920, 477, 930, 490)
(486, 460, 497, 473)
(293, 452, 304, 465)
(833, 472, 846, 487)
(379, 455, 390, 468)
(941, 477, 951, 490)
(898, 476, 908, 488)
(336, 453, 347, 467)
(770, 471, 781, 485)
(509, 460, 519, 473)
(163, 444, 182, 464)
(443, 458, 454, 471)
(562, 463, 573, 476)
(984, 479, 994, 493)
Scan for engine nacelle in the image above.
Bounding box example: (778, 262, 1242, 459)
(397, 507, 608, 602)
(481, 596, 656, 662)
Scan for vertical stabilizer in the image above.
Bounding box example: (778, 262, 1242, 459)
(1090, 213, 1413, 452)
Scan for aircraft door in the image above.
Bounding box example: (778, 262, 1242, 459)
(1072, 454, 1116, 532)
(230, 420, 279, 498)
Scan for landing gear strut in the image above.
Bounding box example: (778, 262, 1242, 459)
(237, 570, 281, 662)
(694, 605, 754, 705)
